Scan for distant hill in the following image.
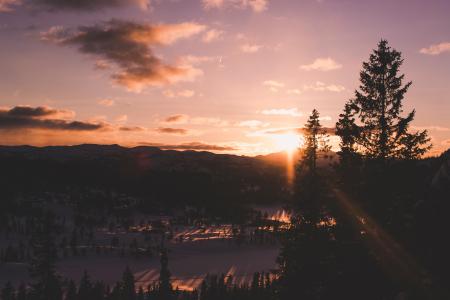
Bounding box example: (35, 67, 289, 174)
(0, 145, 291, 211)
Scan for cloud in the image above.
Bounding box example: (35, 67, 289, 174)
(141, 141, 237, 151)
(161, 114, 228, 127)
(163, 89, 195, 98)
(303, 81, 345, 92)
(241, 43, 262, 53)
(202, 0, 268, 12)
(202, 29, 224, 43)
(98, 98, 115, 106)
(94, 60, 111, 70)
(252, 126, 335, 136)
(0, 105, 106, 131)
(115, 114, 128, 123)
(420, 42, 450, 55)
(263, 80, 285, 92)
(300, 57, 342, 71)
(1, 0, 151, 12)
(261, 108, 302, 117)
(319, 116, 332, 121)
(155, 127, 188, 135)
(287, 89, 302, 95)
(41, 20, 206, 91)
(119, 126, 145, 131)
(0, 0, 20, 12)
(189, 117, 229, 127)
(411, 125, 450, 132)
(237, 120, 270, 129)
(164, 114, 189, 123)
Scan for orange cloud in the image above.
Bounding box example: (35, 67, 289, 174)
(41, 20, 206, 91)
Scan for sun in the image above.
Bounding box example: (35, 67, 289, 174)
(273, 133, 301, 153)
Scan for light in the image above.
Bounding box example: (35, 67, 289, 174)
(272, 133, 303, 186)
(273, 133, 301, 153)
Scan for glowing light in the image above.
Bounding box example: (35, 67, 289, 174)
(273, 133, 301, 153)
(272, 133, 303, 186)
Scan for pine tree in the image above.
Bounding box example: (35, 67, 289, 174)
(158, 248, 172, 300)
(16, 283, 27, 300)
(300, 109, 331, 175)
(77, 271, 93, 300)
(294, 109, 331, 221)
(121, 267, 136, 300)
(65, 280, 77, 300)
(1, 282, 15, 300)
(340, 39, 431, 160)
(335, 102, 362, 188)
(277, 109, 336, 299)
(29, 212, 62, 300)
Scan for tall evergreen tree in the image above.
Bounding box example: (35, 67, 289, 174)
(1, 282, 15, 300)
(65, 280, 77, 300)
(277, 109, 336, 299)
(16, 283, 27, 300)
(294, 109, 331, 221)
(77, 271, 93, 300)
(121, 267, 136, 300)
(335, 102, 362, 188)
(301, 109, 331, 175)
(158, 248, 173, 300)
(28, 212, 62, 300)
(338, 39, 431, 160)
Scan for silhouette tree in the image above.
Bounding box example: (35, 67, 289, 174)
(339, 39, 431, 160)
(293, 109, 331, 220)
(28, 212, 62, 300)
(121, 267, 136, 300)
(335, 102, 362, 188)
(65, 280, 77, 300)
(1, 282, 15, 300)
(158, 248, 173, 300)
(77, 271, 93, 300)
(278, 109, 336, 299)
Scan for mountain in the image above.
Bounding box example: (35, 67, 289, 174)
(0, 145, 290, 211)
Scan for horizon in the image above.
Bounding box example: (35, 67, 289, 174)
(1, 0, 449, 156)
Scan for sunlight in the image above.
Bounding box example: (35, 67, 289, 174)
(273, 133, 301, 153)
(273, 133, 303, 186)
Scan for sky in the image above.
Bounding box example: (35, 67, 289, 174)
(0, 0, 449, 156)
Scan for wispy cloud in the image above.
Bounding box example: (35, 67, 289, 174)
(163, 89, 195, 98)
(286, 89, 302, 95)
(237, 120, 270, 129)
(303, 81, 345, 92)
(162, 114, 229, 128)
(241, 43, 263, 53)
(261, 108, 302, 117)
(41, 20, 206, 92)
(164, 114, 189, 124)
(202, 0, 268, 13)
(115, 114, 128, 123)
(412, 125, 450, 132)
(300, 57, 342, 71)
(98, 98, 115, 107)
(0, 0, 20, 12)
(1, 0, 151, 12)
(155, 127, 188, 135)
(202, 29, 224, 43)
(263, 80, 285, 92)
(119, 126, 145, 132)
(420, 42, 450, 55)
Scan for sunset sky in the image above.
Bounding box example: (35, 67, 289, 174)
(0, 0, 449, 156)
